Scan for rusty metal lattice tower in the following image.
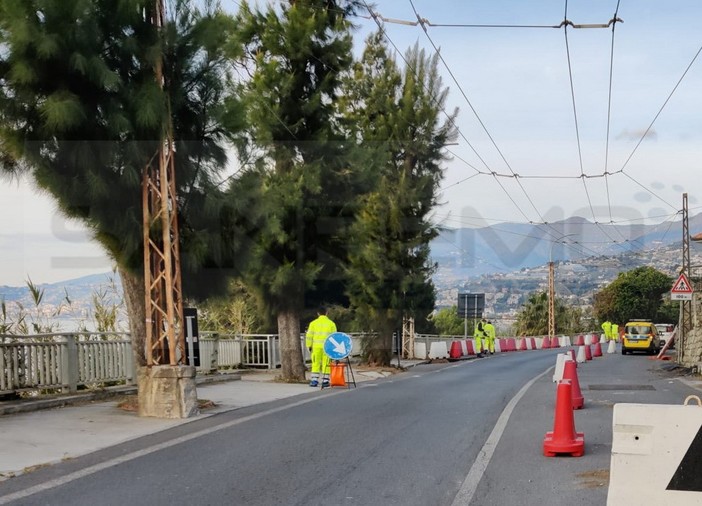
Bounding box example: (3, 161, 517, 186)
(401, 317, 415, 359)
(143, 0, 185, 366)
(680, 193, 693, 362)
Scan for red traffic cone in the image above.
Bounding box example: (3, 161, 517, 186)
(592, 342, 603, 357)
(551, 337, 560, 349)
(574, 335, 584, 346)
(465, 339, 475, 355)
(542, 336, 551, 348)
(449, 341, 462, 359)
(562, 360, 584, 409)
(584, 344, 592, 361)
(543, 380, 585, 457)
(519, 338, 527, 351)
(568, 349, 577, 365)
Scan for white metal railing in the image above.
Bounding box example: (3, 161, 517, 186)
(0, 330, 368, 397)
(0, 333, 133, 395)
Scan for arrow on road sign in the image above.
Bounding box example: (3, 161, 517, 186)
(671, 273, 693, 294)
(667, 424, 702, 491)
(328, 336, 347, 355)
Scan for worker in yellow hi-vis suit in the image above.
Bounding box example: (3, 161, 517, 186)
(305, 306, 337, 387)
(474, 319, 487, 357)
(484, 320, 496, 354)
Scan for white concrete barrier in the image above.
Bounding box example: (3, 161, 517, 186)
(608, 399, 702, 505)
(414, 342, 427, 359)
(493, 339, 501, 353)
(428, 341, 449, 359)
(600, 333, 607, 344)
(525, 339, 534, 350)
(534, 337, 543, 349)
(607, 340, 616, 354)
(576, 345, 587, 363)
(460, 340, 467, 356)
(471, 339, 480, 354)
(552, 354, 572, 382)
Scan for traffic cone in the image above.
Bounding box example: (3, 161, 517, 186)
(519, 338, 527, 351)
(551, 337, 560, 349)
(466, 339, 475, 355)
(600, 333, 607, 344)
(584, 345, 592, 361)
(607, 340, 616, 354)
(592, 342, 603, 357)
(449, 341, 463, 359)
(574, 335, 584, 346)
(568, 349, 577, 364)
(562, 360, 584, 409)
(543, 380, 585, 457)
(542, 336, 551, 348)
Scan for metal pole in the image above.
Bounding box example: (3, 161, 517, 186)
(680, 193, 692, 363)
(548, 234, 575, 339)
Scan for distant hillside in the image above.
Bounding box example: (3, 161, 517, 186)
(431, 213, 702, 277)
(0, 272, 124, 332)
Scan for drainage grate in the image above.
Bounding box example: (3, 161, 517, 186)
(588, 384, 655, 391)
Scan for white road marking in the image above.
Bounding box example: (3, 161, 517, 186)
(450, 365, 554, 506)
(0, 394, 333, 505)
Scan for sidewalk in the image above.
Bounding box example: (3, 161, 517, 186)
(0, 360, 425, 480)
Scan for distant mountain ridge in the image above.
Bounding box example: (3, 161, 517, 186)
(430, 213, 702, 277)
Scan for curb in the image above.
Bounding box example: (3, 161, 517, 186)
(0, 372, 244, 417)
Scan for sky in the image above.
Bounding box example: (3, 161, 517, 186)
(2, 0, 702, 285)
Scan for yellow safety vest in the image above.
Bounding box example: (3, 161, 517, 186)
(305, 315, 337, 349)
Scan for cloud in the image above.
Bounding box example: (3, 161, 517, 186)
(616, 128, 658, 141)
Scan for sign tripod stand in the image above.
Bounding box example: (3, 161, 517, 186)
(322, 332, 357, 390)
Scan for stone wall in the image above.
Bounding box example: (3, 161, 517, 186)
(679, 287, 702, 369)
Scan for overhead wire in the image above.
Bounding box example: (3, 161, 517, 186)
(603, 0, 622, 224)
(614, 36, 702, 212)
(361, 1, 494, 181)
(561, 0, 630, 251)
(229, 0, 687, 259)
(408, 0, 568, 244)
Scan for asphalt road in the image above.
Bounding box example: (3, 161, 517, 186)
(2, 348, 698, 506)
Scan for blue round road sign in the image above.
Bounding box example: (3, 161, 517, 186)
(324, 332, 353, 360)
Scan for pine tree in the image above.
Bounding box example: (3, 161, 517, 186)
(0, 0, 243, 364)
(341, 34, 457, 364)
(234, 0, 361, 381)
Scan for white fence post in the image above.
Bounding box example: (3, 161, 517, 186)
(65, 334, 79, 393)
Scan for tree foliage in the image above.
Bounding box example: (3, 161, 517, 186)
(340, 33, 457, 364)
(432, 306, 464, 336)
(0, 0, 242, 364)
(234, 0, 361, 379)
(514, 291, 584, 336)
(593, 266, 672, 324)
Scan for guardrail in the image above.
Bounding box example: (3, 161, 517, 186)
(0, 331, 370, 397)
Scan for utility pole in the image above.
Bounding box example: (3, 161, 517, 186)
(143, 0, 185, 367)
(548, 261, 555, 339)
(680, 193, 693, 363)
(138, 0, 197, 418)
(548, 234, 574, 339)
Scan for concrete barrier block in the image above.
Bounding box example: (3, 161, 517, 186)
(428, 341, 449, 359)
